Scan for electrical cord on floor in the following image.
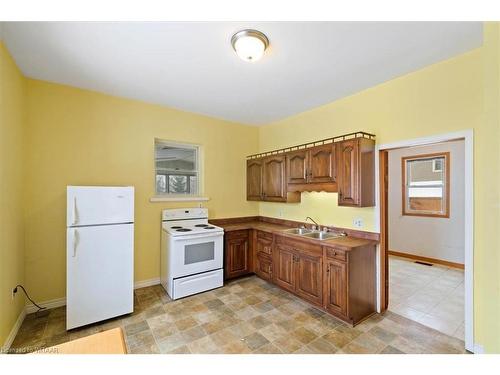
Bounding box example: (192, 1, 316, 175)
(13, 284, 47, 313)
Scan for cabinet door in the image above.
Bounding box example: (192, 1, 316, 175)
(295, 252, 323, 306)
(274, 245, 296, 292)
(324, 259, 347, 316)
(255, 254, 273, 282)
(247, 159, 263, 201)
(337, 139, 359, 206)
(286, 150, 308, 185)
(256, 236, 273, 256)
(309, 144, 336, 184)
(225, 231, 251, 279)
(262, 155, 287, 201)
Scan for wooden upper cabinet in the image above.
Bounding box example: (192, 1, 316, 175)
(246, 155, 300, 203)
(337, 139, 359, 206)
(286, 150, 308, 185)
(263, 155, 287, 201)
(309, 144, 336, 184)
(246, 159, 263, 201)
(247, 134, 374, 206)
(286, 144, 337, 192)
(336, 138, 375, 207)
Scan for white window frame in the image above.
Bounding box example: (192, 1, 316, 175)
(153, 139, 205, 200)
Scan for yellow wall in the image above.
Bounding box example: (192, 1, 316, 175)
(2, 23, 500, 352)
(24, 79, 259, 304)
(259, 48, 483, 229)
(0, 42, 26, 347)
(258, 24, 500, 352)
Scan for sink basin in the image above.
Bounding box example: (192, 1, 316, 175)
(283, 228, 313, 235)
(283, 227, 345, 240)
(302, 231, 343, 240)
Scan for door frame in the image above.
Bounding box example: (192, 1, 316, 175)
(374, 130, 474, 352)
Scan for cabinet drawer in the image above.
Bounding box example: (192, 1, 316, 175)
(256, 238, 273, 256)
(256, 230, 273, 241)
(325, 247, 346, 262)
(276, 235, 322, 256)
(225, 229, 249, 239)
(255, 254, 273, 282)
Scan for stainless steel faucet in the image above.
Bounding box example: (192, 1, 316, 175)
(305, 217, 320, 231)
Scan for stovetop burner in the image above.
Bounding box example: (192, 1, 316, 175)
(171, 226, 183, 229)
(203, 226, 215, 229)
(176, 228, 192, 232)
(195, 224, 209, 227)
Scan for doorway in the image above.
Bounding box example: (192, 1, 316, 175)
(375, 130, 474, 352)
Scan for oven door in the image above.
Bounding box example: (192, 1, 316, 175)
(170, 232, 223, 278)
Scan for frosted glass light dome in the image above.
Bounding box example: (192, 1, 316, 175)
(231, 30, 269, 62)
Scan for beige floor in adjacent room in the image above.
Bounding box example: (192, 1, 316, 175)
(10, 275, 466, 354)
(388, 256, 464, 340)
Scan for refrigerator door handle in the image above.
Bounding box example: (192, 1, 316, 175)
(72, 197, 79, 225)
(73, 229, 79, 257)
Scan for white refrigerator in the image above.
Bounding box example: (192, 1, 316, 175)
(66, 186, 134, 330)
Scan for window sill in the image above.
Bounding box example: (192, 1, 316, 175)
(149, 196, 210, 203)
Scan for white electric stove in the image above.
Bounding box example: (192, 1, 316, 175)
(160, 208, 224, 300)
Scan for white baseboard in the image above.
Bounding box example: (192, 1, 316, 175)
(24, 278, 161, 314)
(25, 297, 66, 314)
(2, 307, 26, 351)
(134, 277, 161, 289)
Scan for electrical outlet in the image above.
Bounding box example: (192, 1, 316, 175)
(278, 209, 284, 218)
(353, 218, 363, 229)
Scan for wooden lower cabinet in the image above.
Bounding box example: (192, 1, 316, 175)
(254, 231, 274, 282)
(273, 237, 323, 307)
(255, 254, 273, 281)
(224, 230, 376, 325)
(255, 231, 273, 256)
(323, 245, 376, 324)
(295, 252, 323, 306)
(224, 230, 252, 280)
(274, 244, 296, 293)
(324, 258, 347, 316)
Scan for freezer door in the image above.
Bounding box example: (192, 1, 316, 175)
(67, 186, 134, 226)
(66, 224, 134, 330)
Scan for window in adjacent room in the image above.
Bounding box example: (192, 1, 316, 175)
(402, 152, 450, 218)
(155, 140, 200, 196)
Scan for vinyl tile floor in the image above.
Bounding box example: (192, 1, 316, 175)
(9, 275, 467, 354)
(388, 256, 465, 340)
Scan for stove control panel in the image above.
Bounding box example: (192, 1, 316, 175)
(162, 208, 208, 222)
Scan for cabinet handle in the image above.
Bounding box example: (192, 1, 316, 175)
(326, 266, 330, 273)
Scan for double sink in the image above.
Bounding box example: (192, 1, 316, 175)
(282, 227, 346, 240)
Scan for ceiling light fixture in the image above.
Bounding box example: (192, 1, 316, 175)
(231, 29, 269, 62)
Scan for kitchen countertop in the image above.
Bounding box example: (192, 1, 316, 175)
(214, 220, 377, 250)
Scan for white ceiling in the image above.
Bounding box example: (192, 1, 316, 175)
(2, 22, 482, 125)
